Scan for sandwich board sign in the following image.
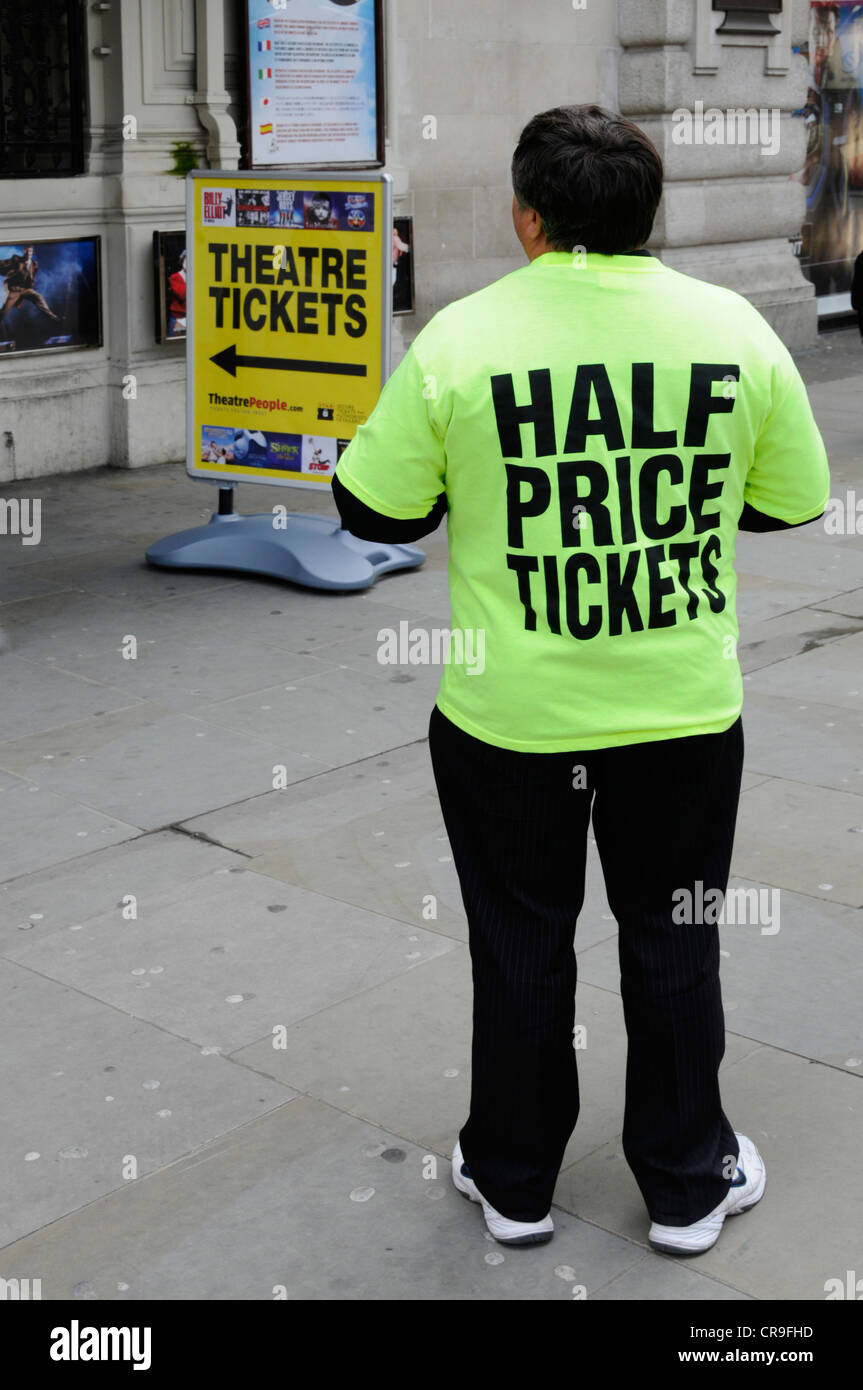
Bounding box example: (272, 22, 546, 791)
(191, 170, 389, 488)
(146, 170, 424, 589)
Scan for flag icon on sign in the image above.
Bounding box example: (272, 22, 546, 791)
(257, 16, 270, 26)
(257, 68, 272, 79)
(257, 39, 271, 50)
(260, 96, 270, 106)
(259, 123, 273, 135)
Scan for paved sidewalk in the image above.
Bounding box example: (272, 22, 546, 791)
(1, 327, 862, 1301)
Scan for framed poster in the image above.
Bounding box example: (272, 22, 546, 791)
(153, 231, 187, 342)
(0, 237, 101, 358)
(245, 0, 384, 170)
(792, 2, 863, 306)
(392, 215, 414, 315)
(187, 169, 392, 490)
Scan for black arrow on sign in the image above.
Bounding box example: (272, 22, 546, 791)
(210, 344, 367, 379)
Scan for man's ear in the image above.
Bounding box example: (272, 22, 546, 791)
(526, 208, 545, 243)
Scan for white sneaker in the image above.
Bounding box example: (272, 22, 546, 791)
(648, 1132, 766, 1256)
(451, 1139, 554, 1246)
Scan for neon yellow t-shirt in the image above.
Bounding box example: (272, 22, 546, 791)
(334, 251, 831, 752)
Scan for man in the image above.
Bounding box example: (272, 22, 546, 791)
(331, 105, 830, 1254)
(0, 245, 60, 327)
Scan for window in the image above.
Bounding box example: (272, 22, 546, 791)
(0, 0, 86, 177)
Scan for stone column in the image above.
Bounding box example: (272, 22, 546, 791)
(618, 0, 816, 348)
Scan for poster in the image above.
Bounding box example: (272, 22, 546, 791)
(245, 0, 383, 169)
(0, 237, 101, 358)
(154, 231, 187, 342)
(188, 170, 392, 490)
(392, 215, 414, 315)
(793, 2, 863, 300)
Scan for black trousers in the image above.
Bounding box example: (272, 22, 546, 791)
(428, 702, 744, 1226)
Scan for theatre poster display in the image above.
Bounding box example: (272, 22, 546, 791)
(392, 215, 414, 315)
(245, 0, 383, 169)
(188, 170, 391, 491)
(0, 237, 101, 358)
(793, 1, 863, 297)
(153, 231, 187, 342)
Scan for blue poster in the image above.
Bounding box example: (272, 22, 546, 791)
(0, 237, 100, 357)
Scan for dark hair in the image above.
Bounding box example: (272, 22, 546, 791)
(511, 104, 663, 254)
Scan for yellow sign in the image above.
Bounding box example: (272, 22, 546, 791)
(187, 171, 391, 488)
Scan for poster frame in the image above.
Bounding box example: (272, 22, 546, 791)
(185, 167, 392, 491)
(793, 0, 863, 313)
(243, 0, 385, 172)
(0, 235, 102, 360)
(392, 214, 415, 316)
(153, 230, 187, 343)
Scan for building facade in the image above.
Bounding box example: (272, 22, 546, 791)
(0, 0, 815, 485)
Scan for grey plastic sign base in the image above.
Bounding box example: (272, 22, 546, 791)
(145, 510, 425, 592)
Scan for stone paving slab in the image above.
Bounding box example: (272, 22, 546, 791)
(151, 579, 449, 661)
(0, 778, 140, 883)
(7, 544, 244, 604)
(577, 879, 863, 1072)
(737, 528, 863, 594)
(0, 960, 294, 1247)
(245, 787, 469, 942)
(0, 830, 238, 944)
(190, 664, 436, 768)
(739, 692, 863, 798)
(191, 741, 768, 950)
(230, 948, 760, 1177)
(316, 628, 449, 698)
(1, 653, 144, 742)
(183, 734, 768, 860)
(743, 630, 863, 711)
(245, 806, 638, 954)
(555, 1044, 863, 1301)
(591, 1254, 752, 1301)
(812, 588, 863, 619)
(0, 701, 171, 779)
(735, 574, 854, 625)
(182, 737, 433, 850)
(0, 707, 331, 831)
(0, 572, 70, 603)
(0, 591, 190, 662)
(45, 632, 338, 715)
(5, 525, 188, 565)
(0, 1096, 671, 1301)
(734, 777, 863, 907)
(736, 606, 863, 674)
(5, 865, 456, 1054)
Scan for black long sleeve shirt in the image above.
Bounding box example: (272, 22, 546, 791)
(332, 468, 822, 542)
